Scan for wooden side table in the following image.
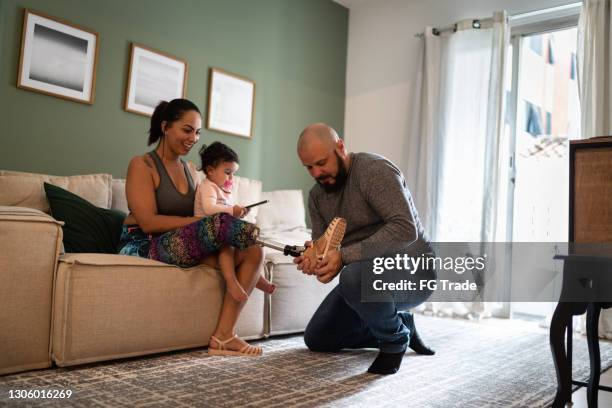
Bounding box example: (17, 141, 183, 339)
(550, 254, 612, 408)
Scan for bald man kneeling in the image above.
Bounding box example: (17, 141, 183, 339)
(293, 123, 436, 375)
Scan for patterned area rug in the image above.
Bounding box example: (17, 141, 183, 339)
(2, 316, 612, 407)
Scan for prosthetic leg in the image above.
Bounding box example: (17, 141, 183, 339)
(255, 238, 306, 257)
(255, 217, 347, 259)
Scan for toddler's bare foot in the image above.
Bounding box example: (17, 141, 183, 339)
(227, 281, 248, 302)
(263, 282, 277, 294)
(256, 278, 276, 294)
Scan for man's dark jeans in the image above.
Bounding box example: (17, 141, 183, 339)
(304, 259, 435, 353)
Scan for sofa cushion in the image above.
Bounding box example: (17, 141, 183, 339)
(52, 253, 265, 366)
(256, 190, 306, 231)
(0, 170, 113, 212)
(259, 226, 311, 264)
(111, 178, 129, 214)
(232, 176, 262, 223)
(0, 205, 63, 375)
(44, 183, 126, 254)
(265, 260, 335, 336)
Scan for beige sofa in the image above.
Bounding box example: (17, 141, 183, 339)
(0, 170, 333, 375)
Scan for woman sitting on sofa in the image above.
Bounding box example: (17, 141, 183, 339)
(119, 98, 264, 357)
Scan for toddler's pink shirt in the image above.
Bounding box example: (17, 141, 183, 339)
(194, 178, 234, 216)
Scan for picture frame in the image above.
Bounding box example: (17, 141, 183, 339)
(17, 9, 99, 104)
(124, 43, 188, 117)
(206, 68, 256, 139)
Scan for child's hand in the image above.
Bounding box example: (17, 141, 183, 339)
(232, 205, 248, 218)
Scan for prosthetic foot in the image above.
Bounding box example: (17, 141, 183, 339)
(254, 217, 347, 260)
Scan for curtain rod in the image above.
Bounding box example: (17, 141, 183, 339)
(415, 2, 582, 39)
(414, 18, 490, 38)
(414, 18, 493, 38)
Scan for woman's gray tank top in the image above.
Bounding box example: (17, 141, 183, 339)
(148, 150, 196, 217)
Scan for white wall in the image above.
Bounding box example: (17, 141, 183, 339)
(343, 0, 579, 188)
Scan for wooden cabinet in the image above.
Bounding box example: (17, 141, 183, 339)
(569, 137, 612, 242)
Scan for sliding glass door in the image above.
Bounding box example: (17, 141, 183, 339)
(507, 25, 581, 319)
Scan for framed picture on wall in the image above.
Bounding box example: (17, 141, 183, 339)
(124, 43, 188, 117)
(17, 9, 99, 104)
(206, 68, 255, 139)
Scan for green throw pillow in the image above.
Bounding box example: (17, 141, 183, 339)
(44, 182, 126, 253)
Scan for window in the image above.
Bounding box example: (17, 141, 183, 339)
(570, 52, 577, 80)
(525, 102, 542, 136)
(547, 37, 556, 64)
(546, 111, 552, 135)
(529, 35, 543, 55)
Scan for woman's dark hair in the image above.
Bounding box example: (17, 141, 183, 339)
(198, 142, 240, 172)
(148, 99, 201, 145)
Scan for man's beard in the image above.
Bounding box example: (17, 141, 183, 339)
(317, 151, 348, 193)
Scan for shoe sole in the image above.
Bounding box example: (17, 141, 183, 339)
(304, 217, 347, 263)
(320, 217, 347, 260)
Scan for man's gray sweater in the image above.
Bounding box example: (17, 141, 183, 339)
(308, 152, 431, 264)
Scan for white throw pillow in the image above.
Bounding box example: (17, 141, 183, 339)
(231, 176, 262, 223)
(111, 179, 129, 214)
(256, 190, 306, 231)
(0, 171, 113, 213)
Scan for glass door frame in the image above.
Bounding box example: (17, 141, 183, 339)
(496, 3, 581, 318)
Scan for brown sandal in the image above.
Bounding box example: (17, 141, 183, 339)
(208, 335, 263, 357)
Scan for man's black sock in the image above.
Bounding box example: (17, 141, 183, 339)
(408, 328, 435, 355)
(401, 312, 436, 355)
(367, 351, 404, 375)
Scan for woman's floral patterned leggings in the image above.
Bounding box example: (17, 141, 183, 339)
(118, 213, 259, 268)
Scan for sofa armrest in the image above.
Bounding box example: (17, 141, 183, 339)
(0, 205, 59, 220)
(0, 206, 63, 375)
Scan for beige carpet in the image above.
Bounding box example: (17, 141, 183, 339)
(1, 316, 611, 407)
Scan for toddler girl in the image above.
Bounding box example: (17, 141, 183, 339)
(194, 142, 276, 301)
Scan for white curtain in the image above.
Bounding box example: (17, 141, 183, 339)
(578, 0, 612, 138)
(577, 0, 612, 338)
(414, 12, 509, 318)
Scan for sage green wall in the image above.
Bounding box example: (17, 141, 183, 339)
(0, 0, 347, 194)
